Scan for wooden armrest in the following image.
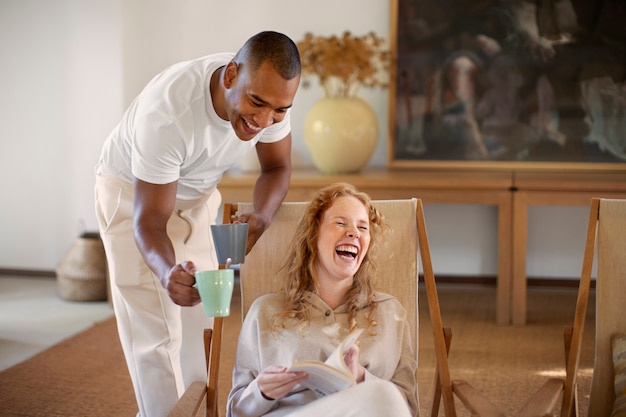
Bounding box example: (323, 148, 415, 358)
(452, 379, 506, 417)
(168, 322, 213, 417)
(516, 378, 564, 417)
(168, 380, 207, 417)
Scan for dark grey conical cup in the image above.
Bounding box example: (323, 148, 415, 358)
(210, 223, 248, 265)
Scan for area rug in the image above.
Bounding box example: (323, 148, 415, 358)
(0, 317, 136, 416)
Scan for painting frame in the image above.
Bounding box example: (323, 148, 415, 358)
(387, 0, 626, 172)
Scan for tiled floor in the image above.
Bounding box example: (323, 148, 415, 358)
(0, 275, 114, 371)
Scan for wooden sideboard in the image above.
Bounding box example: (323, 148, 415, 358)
(218, 168, 626, 325)
(510, 171, 626, 324)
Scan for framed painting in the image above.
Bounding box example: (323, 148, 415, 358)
(388, 0, 626, 171)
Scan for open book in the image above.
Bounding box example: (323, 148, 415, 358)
(287, 328, 363, 397)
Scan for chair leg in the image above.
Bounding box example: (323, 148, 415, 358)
(206, 317, 223, 417)
(203, 329, 213, 373)
(562, 327, 578, 417)
(417, 200, 456, 417)
(203, 203, 238, 417)
(560, 198, 598, 417)
(431, 327, 453, 417)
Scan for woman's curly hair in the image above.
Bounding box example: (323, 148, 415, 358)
(272, 183, 385, 333)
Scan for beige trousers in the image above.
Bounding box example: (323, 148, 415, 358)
(95, 175, 219, 417)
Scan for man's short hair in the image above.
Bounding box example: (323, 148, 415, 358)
(235, 31, 301, 80)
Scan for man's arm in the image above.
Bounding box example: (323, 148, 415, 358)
(237, 134, 292, 253)
(133, 178, 200, 306)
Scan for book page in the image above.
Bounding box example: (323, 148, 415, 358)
(287, 328, 363, 397)
(324, 328, 363, 372)
(288, 361, 354, 396)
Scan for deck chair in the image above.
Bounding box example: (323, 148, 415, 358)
(448, 198, 626, 417)
(560, 198, 626, 417)
(169, 198, 457, 417)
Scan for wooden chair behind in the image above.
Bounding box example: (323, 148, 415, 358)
(587, 199, 626, 415)
(562, 198, 626, 416)
(449, 198, 626, 417)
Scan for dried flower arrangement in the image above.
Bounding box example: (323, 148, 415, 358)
(296, 31, 391, 97)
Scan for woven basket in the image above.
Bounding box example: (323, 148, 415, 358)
(56, 232, 108, 301)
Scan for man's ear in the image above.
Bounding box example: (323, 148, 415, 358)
(223, 61, 239, 89)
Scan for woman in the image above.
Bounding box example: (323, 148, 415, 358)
(226, 183, 418, 417)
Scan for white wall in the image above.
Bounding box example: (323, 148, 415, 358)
(0, 0, 122, 270)
(0, 0, 590, 278)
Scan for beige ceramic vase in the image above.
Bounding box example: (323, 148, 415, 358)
(304, 96, 378, 174)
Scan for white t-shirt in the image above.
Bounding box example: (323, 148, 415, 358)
(96, 52, 291, 202)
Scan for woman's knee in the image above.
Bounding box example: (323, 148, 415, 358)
(357, 380, 412, 416)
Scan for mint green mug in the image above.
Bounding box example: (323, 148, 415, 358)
(195, 269, 234, 317)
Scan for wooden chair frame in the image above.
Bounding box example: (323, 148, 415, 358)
(563, 198, 626, 416)
(444, 198, 624, 417)
(169, 198, 457, 416)
(168, 206, 234, 417)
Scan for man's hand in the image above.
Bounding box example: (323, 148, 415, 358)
(163, 261, 201, 306)
(236, 212, 269, 254)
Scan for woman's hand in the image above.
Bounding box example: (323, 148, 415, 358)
(257, 365, 308, 400)
(344, 345, 365, 383)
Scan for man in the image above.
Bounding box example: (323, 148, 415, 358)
(94, 31, 301, 417)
